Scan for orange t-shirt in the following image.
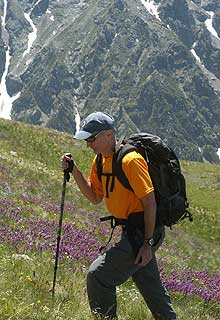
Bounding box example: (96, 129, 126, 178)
(89, 151, 154, 219)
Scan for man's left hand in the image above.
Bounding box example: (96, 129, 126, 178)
(134, 245, 153, 266)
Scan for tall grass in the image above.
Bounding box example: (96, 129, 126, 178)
(0, 119, 219, 319)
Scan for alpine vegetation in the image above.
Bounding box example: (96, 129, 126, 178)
(0, 119, 219, 319)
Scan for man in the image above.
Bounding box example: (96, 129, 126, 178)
(62, 111, 176, 319)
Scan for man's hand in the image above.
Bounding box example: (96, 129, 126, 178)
(134, 245, 153, 267)
(62, 153, 75, 173)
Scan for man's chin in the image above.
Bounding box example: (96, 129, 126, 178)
(91, 148, 98, 154)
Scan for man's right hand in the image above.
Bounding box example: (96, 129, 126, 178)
(62, 153, 75, 173)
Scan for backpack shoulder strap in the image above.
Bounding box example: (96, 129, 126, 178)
(96, 153, 103, 182)
(96, 144, 142, 192)
(113, 143, 140, 191)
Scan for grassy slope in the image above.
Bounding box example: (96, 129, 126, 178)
(0, 119, 219, 319)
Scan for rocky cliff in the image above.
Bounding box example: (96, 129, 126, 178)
(0, 0, 220, 162)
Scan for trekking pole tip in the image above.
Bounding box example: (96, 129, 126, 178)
(49, 287, 55, 298)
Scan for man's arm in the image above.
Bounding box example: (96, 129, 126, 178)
(142, 191, 156, 242)
(72, 165, 103, 204)
(135, 191, 156, 266)
(62, 155, 103, 204)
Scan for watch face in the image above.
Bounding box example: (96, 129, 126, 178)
(144, 238, 154, 247)
(148, 238, 154, 246)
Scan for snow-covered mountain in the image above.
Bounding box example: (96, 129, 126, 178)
(0, 0, 220, 162)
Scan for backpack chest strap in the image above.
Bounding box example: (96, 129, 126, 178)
(101, 173, 115, 198)
(96, 149, 135, 197)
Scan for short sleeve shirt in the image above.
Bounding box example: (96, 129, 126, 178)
(88, 151, 154, 219)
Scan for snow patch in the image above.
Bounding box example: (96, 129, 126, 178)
(0, 48, 21, 118)
(190, 48, 203, 65)
(139, 0, 161, 21)
(190, 42, 220, 92)
(74, 107, 81, 134)
(0, 0, 21, 119)
(34, 0, 44, 7)
(23, 12, 38, 57)
(22, 0, 46, 58)
(205, 11, 220, 40)
(2, 0, 7, 29)
(217, 148, 220, 161)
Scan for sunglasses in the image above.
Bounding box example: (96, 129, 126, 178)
(85, 132, 101, 143)
(85, 135, 97, 143)
(85, 129, 112, 143)
(85, 130, 110, 143)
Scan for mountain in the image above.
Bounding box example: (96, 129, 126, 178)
(0, 0, 220, 163)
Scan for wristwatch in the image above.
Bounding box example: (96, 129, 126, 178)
(143, 238, 154, 247)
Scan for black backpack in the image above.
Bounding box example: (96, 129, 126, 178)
(96, 132, 193, 229)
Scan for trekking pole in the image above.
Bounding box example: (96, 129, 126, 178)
(51, 155, 73, 298)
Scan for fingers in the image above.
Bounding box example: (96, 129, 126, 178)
(61, 154, 71, 170)
(134, 251, 141, 265)
(64, 153, 72, 158)
(134, 246, 153, 266)
(61, 154, 75, 173)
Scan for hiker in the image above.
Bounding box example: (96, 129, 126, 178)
(62, 111, 177, 319)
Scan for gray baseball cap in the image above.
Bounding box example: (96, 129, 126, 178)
(74, 111, 115, 140)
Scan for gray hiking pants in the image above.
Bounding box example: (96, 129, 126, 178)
(87, 232, 176, 319)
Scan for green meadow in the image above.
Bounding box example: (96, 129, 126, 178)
(0, 118, 219, 319)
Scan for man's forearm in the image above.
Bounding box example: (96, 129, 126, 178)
(72, 165, 102, 204)
(141, 192, 156, 240)
(135, 192, 156, 266)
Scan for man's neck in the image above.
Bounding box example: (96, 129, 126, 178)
(102, 148, 115, 157)
(102, 140, 116, 157)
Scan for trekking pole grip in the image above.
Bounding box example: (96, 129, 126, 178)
(64, 153, 74, 182)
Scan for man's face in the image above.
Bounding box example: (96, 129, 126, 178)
(85, 130, 113, 155)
